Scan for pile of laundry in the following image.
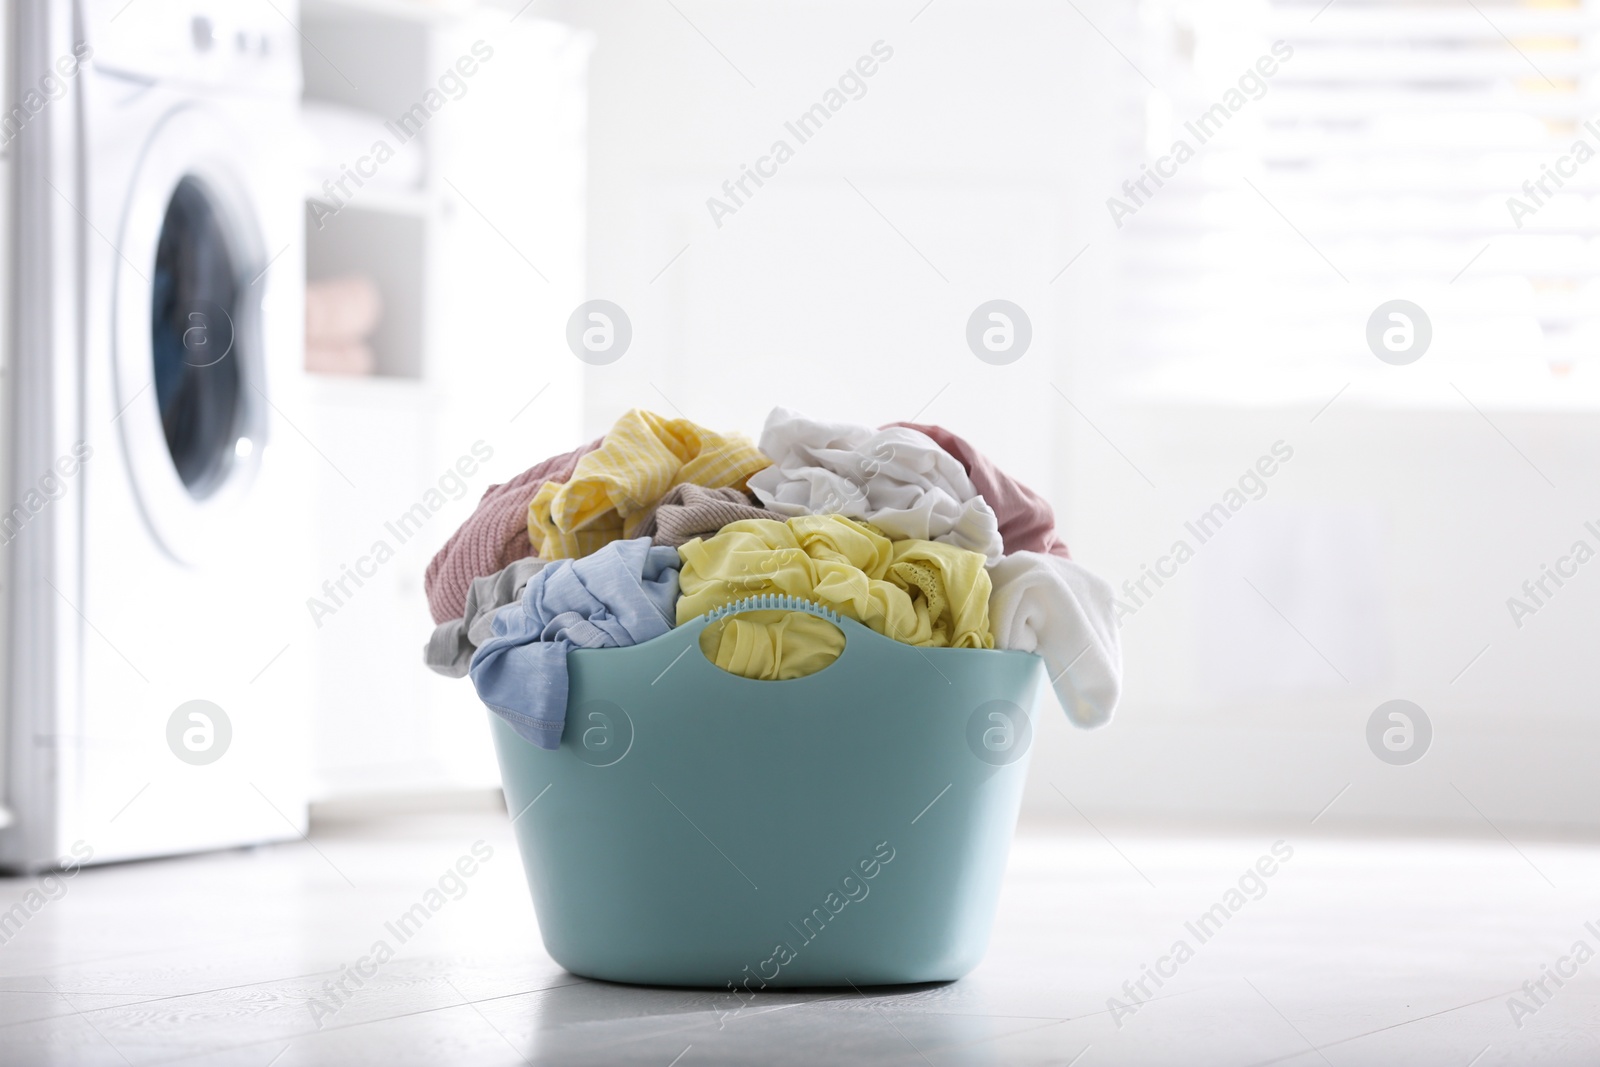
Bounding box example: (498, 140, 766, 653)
(423, 408, 1120, 751)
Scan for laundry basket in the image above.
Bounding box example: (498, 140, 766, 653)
(487, 595, 1048, 988)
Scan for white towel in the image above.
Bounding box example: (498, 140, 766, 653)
(988, 552, 1121, 728)
(747, 407, 1004, 562)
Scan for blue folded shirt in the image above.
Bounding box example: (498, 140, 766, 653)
(469, 537, 681, 749)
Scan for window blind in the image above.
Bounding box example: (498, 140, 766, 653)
(1118, 0, 1599, 402)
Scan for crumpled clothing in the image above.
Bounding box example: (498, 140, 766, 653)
(527, 410, 771, 561)
(885, 421, 1070, 559)
(637, 483, 769, 548)
(469, 538, 681, 749)
(424, 437, 601, 623)
(424, 558, 548, 678)
(746, 408, 1003, 563)
(677, 514, 993, 654)
(987, 552, 1120, 727)
(697, 610, 847, 680)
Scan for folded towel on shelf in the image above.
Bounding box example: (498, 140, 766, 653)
(424, 438, 603, 623)
(527, 409, 771, 561)
(746, 408, 1003, 563)
(469, 538, 682, 749)
(987, 552, 1120, 728)
(884, 421, 1070, 559)
(305, 274, 383, 346)
(424, 558, 548, 678)
(637, 483, 769, 548)
(677, 514, 993, 661)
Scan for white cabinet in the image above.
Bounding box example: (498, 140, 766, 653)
(297, 1, 588, 798)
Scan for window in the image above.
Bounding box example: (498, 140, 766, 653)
(1118, 0, 1600, 406)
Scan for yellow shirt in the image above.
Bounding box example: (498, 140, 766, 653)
(527, 409, 771, 560)
(679, 515, 993, 679)
(697, 610, 847, 681)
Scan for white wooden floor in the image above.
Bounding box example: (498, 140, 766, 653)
(2, 806, 1597, 1066)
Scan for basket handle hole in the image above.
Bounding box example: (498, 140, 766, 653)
(696, 609, 846, 681)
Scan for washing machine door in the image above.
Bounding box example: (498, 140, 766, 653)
(113, 105, 270, 564)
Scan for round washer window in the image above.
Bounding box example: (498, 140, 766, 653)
(151, 176, 243, 498)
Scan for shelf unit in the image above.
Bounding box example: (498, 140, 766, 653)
(295, 0, 590, 799)
(301, 0, 437, 383)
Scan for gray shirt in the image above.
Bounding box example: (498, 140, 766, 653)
(423, 557, 547, 677)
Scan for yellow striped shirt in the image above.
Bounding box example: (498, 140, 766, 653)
(527, 409, 771, 560)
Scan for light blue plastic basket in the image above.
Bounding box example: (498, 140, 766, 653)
(487, 595, 1047, 988)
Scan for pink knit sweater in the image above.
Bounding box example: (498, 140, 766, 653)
(884, 421, 1070, 559)
(424, 438, 603, 623)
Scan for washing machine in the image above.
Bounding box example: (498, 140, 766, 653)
(2, 0, 312, 870)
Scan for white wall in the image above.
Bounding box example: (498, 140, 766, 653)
(564, 0, 1126, 449)
(1041, 403, 1600, 831)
